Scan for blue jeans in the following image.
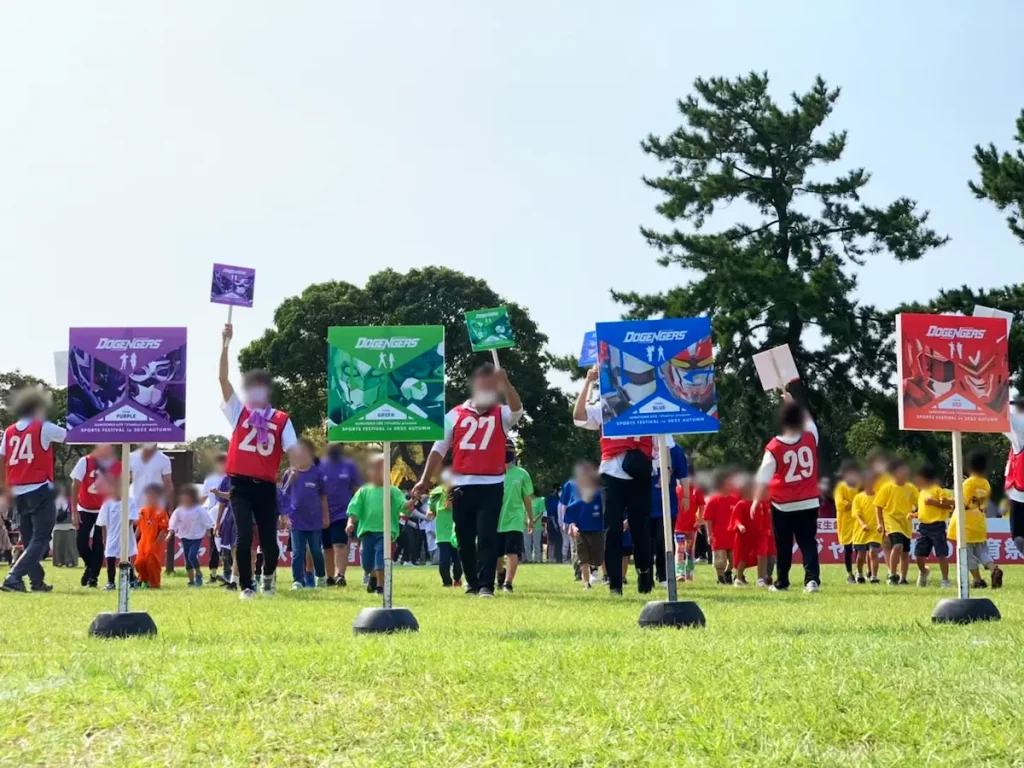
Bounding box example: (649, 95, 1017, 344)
(360, 532, 385, 573)
(181, 538, 203, 571)
(290, 529, 325, 584)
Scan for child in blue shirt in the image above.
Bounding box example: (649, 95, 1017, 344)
(564, 461, 606, 590)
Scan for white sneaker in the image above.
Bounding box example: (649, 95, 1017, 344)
(804, 580, 820, 593)
(846, 575, 856, 585)
(658, 580, 668, 588)
(292, 581, 303, 591)
(756, 578, 767, 588)
(917, 568, 930, 587)
(589, 572, 601, 586)
(733, 578, 745, 587)
(940, 579, 951, 588)
(261, 575, 276, 596)
(315, 577, 326, 588)
(239, 588, 256, 600)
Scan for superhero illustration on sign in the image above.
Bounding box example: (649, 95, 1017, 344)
(896, 313, 1009, 433)
(210, 264, 256, 308)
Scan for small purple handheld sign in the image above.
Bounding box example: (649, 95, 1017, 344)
(210, 264, 256, 308)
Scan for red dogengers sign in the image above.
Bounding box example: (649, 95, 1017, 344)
(896, 313, 1010, 433)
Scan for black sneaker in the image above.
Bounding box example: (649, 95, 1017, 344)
(869, 577, 880, 584)
(337, 575, 347, 587)
(326, 576, 337, 587)
(31, 583, 53, 593)
(609, 586, 623, 596)
(887, 575, 900, 586)
(857, 576, 866, 584)
(375, 586, 384, 595)
(637, 570, 654, 594)
(478, 589, 495, 599)
(992, 568, 1004, 589)
(724, 570, 733, 583)
(497, 571, 506, 585)
(223, 581, 238, 591)
(1, 581, 27, 593)
(80, 571, 91, 587)
(898, 579, 910, 586)
(501, 583, 513, 593)
(464, 586, 480, 596)
(973, 579, 988, 589)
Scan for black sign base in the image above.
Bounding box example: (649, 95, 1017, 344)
(352, 607, 420, 634)
(88, 611, 158, 638)
(638, 600, 706, 628)
(932, 598, 1001, 625)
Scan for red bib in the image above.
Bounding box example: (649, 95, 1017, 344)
(600, 435, 653, 461)
(3, 421, 53, 486)
(766, 431, 819, 506)
(1006, 448, 1024, 493)
(77, 455, 121, 511)
(450, 404, 506, 476)
(226, 408, 290, 483)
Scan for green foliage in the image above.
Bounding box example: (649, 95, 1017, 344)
(238, 267, 593, 490)
(616, 72, 947, 472)
(183, 434, 229, 483)
(971, 109, 1024, 244)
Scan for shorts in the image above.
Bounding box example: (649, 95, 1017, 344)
(575, 530, 605, 567)
(360, 532, 385, 572)
(712, 549, 730, 570)
(914, 522, 949, 558)
(966, 542, 994, 570)
(887, 532, 911, 550)
(622, 544, 634, 556)
(502, 531, 525, 557)
(674, 532, 695, 545)
(322, 519, 349, 548)
(853, 542, 881, 553)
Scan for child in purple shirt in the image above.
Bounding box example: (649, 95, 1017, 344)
(319, 444, 362, 586)
(282, 439, 329, 589)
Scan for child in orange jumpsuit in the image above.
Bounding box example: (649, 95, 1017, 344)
(136, 484, 169, 588)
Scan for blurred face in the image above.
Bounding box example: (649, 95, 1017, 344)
(100, 472, 122, 499)
(243, 379, 270, 408)
(574, 463, 598, 502)
(893, 465, 910, 484)
(471, 373, 500, 409)
(93, 444, 114, 463)
(144, 490, 161, 508)
(367, 458, 385, 486)
(842, 470, 860, 486)
(294, 443, 314, 468)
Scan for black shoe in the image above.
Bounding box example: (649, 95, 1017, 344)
(898, 579, 910, 586)
(637, 570, 654, 594)
(223, 581, 238, 591)
(501, 583, 513, 593)
(375, 586, 384, 595)
(80, 571, 90, 587)
(869, 577, 880, 584)
(464, 586, 480, 596)
(31, 582, 53, 593)
(497, 571, 506, 585)
(609, 586, 623, 596)
(0, 581, 27, 593)
(972, 579, 988, 589)
(338, 575, 347, 587)
(992, 568, 1004, 589)
(326, 576, 336, 587)
(724, 570, 733, 583)
(856, 576, 866, 584)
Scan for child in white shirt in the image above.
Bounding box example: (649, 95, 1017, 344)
(96, 487, 140, 591)
(169, 487, 213, 587)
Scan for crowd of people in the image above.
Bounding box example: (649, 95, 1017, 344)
(4, 322, 1024, 603)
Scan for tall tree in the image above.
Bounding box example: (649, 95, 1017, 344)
(183, 434, 229, 482)
(239, 267, 594, 489)
(616, 73, 947, 469)
(971, 109, 1024, 244)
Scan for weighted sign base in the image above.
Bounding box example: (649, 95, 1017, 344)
(932, 598, 1001, 625)
(638, 600, 706, 629)
(88, 611, 158, 638)
(352, 607, 420, 634)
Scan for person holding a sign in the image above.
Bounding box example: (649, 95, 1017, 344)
(0, 388, 67, 594)
(220, 324, 298, 599)
(1004, 397, 1024, 557)
(751, 387, 821, 593)
(412, 363, 523, 598)
(69, 443, 120, 588)
(572, 366, 654, 595)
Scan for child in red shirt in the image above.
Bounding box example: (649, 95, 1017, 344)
(728, 478, 768, 586)
(673, 484, 706, 582)
(702, 474, 738, 584)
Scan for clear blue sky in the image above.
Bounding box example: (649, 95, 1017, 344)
(2, 2, 1022, 438)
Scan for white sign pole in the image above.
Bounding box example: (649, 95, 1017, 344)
(382, 441, 393, 610)
(658, 434, 677, 602)
(951, 430, 969, 600)
(224, 306, 233, 349)
(491, 349, 501, 370)
(117, 442, 131, 614)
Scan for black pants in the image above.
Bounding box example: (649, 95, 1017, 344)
(207, 532, 220, 572)
(546, 518, 563, 563)
(76, 509, 105, 583)
(106, 557, 136, 585)
(5, 486, 56, 588)
(601, 474, 652, 592)
(220, 546, 233, 580)
(843, 543, 853, 573)
(452, 483, 504, 592)
(438, 541, 463, 586)
(771, 504, 820, 589)
(650, 515, 674, 583)
(230, 475, 280, 591)
(1010, 500, 1024, 543)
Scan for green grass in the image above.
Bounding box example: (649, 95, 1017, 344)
(1, 563, 1022, 767)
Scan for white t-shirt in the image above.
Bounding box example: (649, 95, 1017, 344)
(0, 419, 68, 495)
(96, 497, 140, 559)
(220, 394, 299, 454)
(201, 473, 225, 510)
(430, 402, 523, 485)
(573, 404, 667, 480)
(169, 504, 213, 541)
(128, 450, 173, 505)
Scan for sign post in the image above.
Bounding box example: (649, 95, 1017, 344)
(210, 263, 255, 349)
(67, 326, 188, 638)
(328, 325, 445, 633)
(895, 313, 1006, 624)
(595, 316, 718, 628)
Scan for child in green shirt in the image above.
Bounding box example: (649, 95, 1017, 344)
(345, 454, 408, 595)
(427, 466, 463, 588)
(496, 455, 534, 593)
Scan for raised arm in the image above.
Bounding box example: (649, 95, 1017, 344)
(573, 367, 599, 424)
(219, 324, 235, 403)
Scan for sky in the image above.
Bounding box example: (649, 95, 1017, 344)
(2, 2, 1023, 440)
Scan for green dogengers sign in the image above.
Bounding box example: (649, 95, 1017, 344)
(464, 306, 515, 352)
(327, 326, 445, 442)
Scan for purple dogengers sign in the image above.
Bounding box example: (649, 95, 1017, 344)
(66, 328, 187, 444)
(210, 263, 255, 308)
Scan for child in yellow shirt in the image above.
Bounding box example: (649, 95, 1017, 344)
(834, 460, 860, 585)
(874, 460, 917, 586)
(913, 465, 953, 588)
(950, 453, 1003, 589)
(851, 471, 883, 584)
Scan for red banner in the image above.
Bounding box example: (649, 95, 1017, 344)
(896, 313, 1010, 432)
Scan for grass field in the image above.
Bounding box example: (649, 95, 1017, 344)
(1, 563, 1023, 767)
